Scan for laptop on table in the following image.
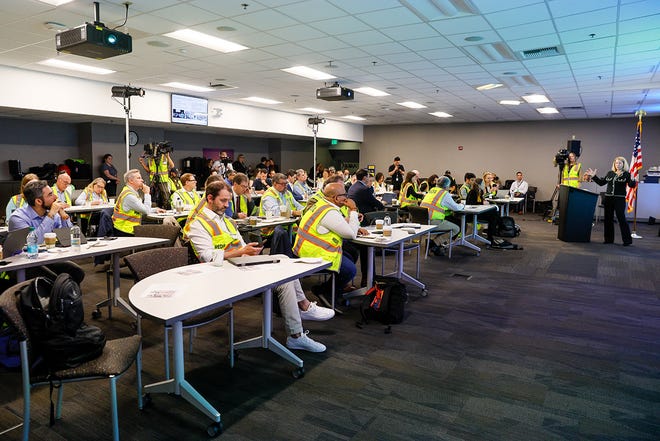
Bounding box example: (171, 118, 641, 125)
(54, 227, 88, 247)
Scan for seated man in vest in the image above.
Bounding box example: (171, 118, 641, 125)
(52, 171, 73, 205)
(226, 173, 253, 219)
(459, 172, 477, 200)
(170, 173, 200, 208)
(420, 176, 465, 255)
(112, 169, 164, 236)
(8, 180, 85, 283)
(186, 181, 333, 352)
(293, 182, 362, 305)
(259, 173, 303, 217)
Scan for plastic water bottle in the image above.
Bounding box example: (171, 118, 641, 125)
(26, 227, 39, 259)
(70, 225, 81, 252)
(384, 215, 391, 227)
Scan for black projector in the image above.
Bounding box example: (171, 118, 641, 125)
(56, 23, 132, 59)
(316, 85, 354, 101)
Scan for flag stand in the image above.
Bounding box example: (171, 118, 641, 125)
(631, 193, 642, 239)
(630, 110, 645, 240)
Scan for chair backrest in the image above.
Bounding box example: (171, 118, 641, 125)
(133, 224, 181, 246)
(407, 206, 430, 225)
(0, 280, 33, 342)
(363, 211, 396, 226)
(124, 247, 189, 281)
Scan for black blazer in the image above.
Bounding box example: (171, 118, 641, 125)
(347, 181, 384, 214)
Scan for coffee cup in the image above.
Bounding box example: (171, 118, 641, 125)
(44, 232, 57, 249)
(375, 219, 384, 230)
(383, 226, 392, 237)
(249, 216, 258, 226)
(211, 249, 224, 267)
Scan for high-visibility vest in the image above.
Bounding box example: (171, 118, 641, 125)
(420, 188, 450, 220)
(112, 186, 142, 234)
(10, 194, 25, 209)
(229, 193, 248, 216)
(459, 183, 471, 199)
(51, 185, 72, 205)
(189, 212, 242, 259)
(80, 189, 108, 219)
(562, 163, 582, 187)
(171, 188, 200, 207)
(149, 156, 173, 187)
(182, 197, 207, 240)
(258, 187, 296, 216)
(293, 199, 342, 272)
(400, 182, 420, 207)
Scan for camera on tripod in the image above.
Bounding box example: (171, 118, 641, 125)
(553, 149, 569, 168)
(143, 141, 173, 158)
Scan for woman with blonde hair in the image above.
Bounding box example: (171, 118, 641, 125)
(5, 173, 39, 220)
(75, 177, 108, 206)
(586, 156, 637, 246)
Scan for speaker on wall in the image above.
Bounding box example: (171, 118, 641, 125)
(8, 159, 23, 180)
(567, 140, 581, 157)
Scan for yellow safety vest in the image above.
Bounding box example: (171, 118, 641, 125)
(562, 163, 581, 188)
(171, 188, 200, 207)
(51, 185, 72, 205)
(400, 182, 420, 208)
(112, 186, 143, 234)
(229, 193, 248, 216)
(80, 189, 108, 220)
(258, 187, 297, 216)
(10, 194, 25, 208)
(293, 200, 342, 272)
(149, 156, 173, 187)
(182, 197, 207, 240)
(420, 188, 450, 220)
(189, 212, 242, 260)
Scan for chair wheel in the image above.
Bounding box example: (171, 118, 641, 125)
(292, 366, 305, 379)
(207, 421, 223, 437)
(91, 309, 102, 319)
(421, 289, 428, 297)
(140, 393, 153, 410)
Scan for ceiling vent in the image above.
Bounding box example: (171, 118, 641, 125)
(209, 83, 237, 90)
(497, 75, 539, 87)
(519, 46, 564, 60)
(463, 43, 516, 63)
(560, 106, 584, 110)
(400, 0, 478, 20)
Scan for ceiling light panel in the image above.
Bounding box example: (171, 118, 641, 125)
(242, 96, 281, 105)
(499, 100, 521, 105)
(162, 82, 213, 92)
(37, 59, 114, 75)
(355, 87, 390, 97)
(522, 94, 550, 103)
(299, 107, 330, 114)
(397, 102, 427, 109)
(37, 0, 74, 5)
(429, 112, 454, 118)
(342, 115, 366, 121)
(282, 66, 336, 80)
(164, 29, 248, 53)
(537, 107, 559, 114)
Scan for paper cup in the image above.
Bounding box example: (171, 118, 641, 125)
(211, 249, 224, 267)
(383, 226, 392, 237)
(375, 219, 384, 230)
(44, 232, 57, 249)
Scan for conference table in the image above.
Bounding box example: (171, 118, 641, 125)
(145, 209, 191, 222)
(0, 236, 169, 317)
(487, 197, 524, 216)
(65, 203, 115, 227)
(349, 223, 438, 296)
(451, 205, 498, 255)
(128, 256, 329, 435)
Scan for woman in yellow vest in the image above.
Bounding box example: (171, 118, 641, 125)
(5, 173, 38, 220)
(561, 152, 582, 188)
(74, 178, 109, 232)
(400, 171, 424, 208)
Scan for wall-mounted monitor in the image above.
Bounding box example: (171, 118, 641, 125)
(171, 93, 208, 126)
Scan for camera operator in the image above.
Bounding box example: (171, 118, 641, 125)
(560, 151, 582, 188)
(138, 143, 175, 188)
(212, 151, 233, 177)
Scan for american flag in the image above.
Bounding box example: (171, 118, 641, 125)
(626, 119, 643, 212)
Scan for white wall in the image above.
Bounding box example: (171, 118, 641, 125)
(362, 117, 660, 201)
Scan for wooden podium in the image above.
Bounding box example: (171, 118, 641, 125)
(557, 185, 598, 242)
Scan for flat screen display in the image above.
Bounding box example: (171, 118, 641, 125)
(171, 93, 208, 126)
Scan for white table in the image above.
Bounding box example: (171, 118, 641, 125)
(65, 203, 114, 227)
(146, 210, 191, 221)
(487, 197, 524, 216)
(452, 205, 498, 255)
(350, 224, 437, 294)
(0, 236, 169, 317)
(128, 257, 329, 433)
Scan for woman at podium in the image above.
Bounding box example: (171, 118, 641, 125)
(586, 157, 637, 246)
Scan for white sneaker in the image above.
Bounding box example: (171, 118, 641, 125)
(299, 301, 335, 321)
(286, 330, 326, 352)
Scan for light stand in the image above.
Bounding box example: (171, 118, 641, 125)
(308, 116, 326, 187)
(111, 86, 145, 173)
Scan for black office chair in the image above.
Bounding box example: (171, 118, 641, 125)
(407, 206, 452, 259)
(0, 280, 142, 441)
(525, 186, 537, 214)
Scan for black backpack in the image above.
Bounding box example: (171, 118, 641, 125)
(358, 276, 407, 333)
(19, 274, 106, 372)
(495, 216, 520, 237)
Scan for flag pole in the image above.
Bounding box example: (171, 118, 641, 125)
(630, 110, 645, 239)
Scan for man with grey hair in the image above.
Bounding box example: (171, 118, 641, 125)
(292, 169, 313, 200)
(259, 172, 303, 217)
(112, 168, 164, 236)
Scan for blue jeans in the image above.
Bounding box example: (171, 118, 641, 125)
(319, 253, 356, 296)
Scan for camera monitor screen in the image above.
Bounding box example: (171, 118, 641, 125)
(171, 93, 208, 126)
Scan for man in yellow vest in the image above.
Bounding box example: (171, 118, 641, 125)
(170, 173, 200, 208)
(52, 171, 73, 205)
(186, 181, 334, 352)
(293, 182, 362, 306)
(227, 173, 253, 219)
(112, 169, 164, 236)
(420, 176, 465, 255)
(561, 152, 582, 188)
(259, 173, 303, 217)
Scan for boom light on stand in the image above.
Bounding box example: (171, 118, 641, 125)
(308, 116, 326, 187)
(111, 85, 145, 172)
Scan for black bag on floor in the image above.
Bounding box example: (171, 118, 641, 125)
(495, 216, 520, 237)
(357, 276, 407, 333)
(19, 274, 106, 371)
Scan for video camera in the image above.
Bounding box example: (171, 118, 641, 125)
(553, 149, 569, 168)
(143, 141, 173, 158)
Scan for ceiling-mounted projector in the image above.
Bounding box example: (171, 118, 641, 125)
(55, 2, 132, 59)
(316, 83, 354, 101)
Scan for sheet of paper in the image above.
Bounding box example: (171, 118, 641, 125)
(143, 283, 183, 298)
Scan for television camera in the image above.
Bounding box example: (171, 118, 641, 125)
(553, 149, 569, 169)
(143, 141, 173, 158)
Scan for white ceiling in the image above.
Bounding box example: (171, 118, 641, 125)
(0, 0, 658, 126)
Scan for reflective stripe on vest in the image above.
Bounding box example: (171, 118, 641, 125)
(11, 194, 24, 208)
(562, 163, 581, 187)
(400, 182, 419, 207)
(52, 185, 72, 205)
(420, 188, 449, 220)
(190, 213, 242, 259)
(182, 197, 207, 240)
(293, 200, 342, 272)
(112, 186, 142, 234)
(259, 187, 296, 216)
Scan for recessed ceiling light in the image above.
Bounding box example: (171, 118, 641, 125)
(37, 0, 74, 5)
(242, 96, 281, 105)
(465, 36, 484, 42)
(162, 82, 213, 92)
(164, 29, 248, 53)
(397, 101, 427, 109)
(522, 94, 550, 103)
(282, 66, 335, 80)
(300, 107, 330, 114)
(499, 100, 521, 105)
(537, 107, 559, 114)
(476, 83, 503, 91)
(429, 112, 453, 118)
(38, 58, 114, 75)
(342, 115, 366, 121)
(355, 87, 390, 97)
